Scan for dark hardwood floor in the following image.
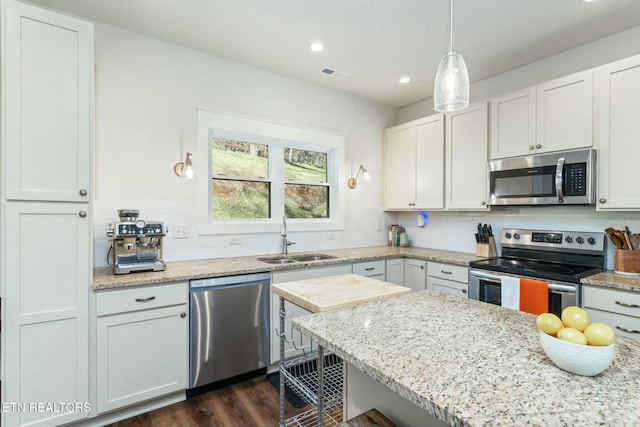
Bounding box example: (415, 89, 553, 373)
(106, 375, 311, 427)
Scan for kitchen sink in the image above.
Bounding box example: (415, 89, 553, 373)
(257, 253, 336, 264)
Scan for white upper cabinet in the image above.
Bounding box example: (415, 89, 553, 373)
(445, 101, 489, 210)
(490, 87, 536, 159)
(5, 0, 93, 202)
(383, 114, 444, 210)
(536, 71, 593, 154)
(490, 70, 593, 159)
(597, 55, 640, 210)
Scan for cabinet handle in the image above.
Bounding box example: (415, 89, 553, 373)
(480, 201, 486, 206)
(441, 270, 453, 275)
(462, 289, 467, 294)
(536, 144, 542, 149)
(79, 189, 88, 196)
(529, 145, 534, 150)
(420, 265, 424, 270)
(615, 301, 640, 309)
(135, 296, 156, 302)
(599, 198, 606, 204)
(180, 312, 187, 318)
(615, 325, 640, 335)
(365, 267, 375, 271)
(78, 211, 87, 218)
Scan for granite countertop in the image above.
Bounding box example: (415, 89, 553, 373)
(93, 246, 479, 290)
(293, 291, 640, 427)
(271, 273, 411, 313)
(581, 271, 640, 293)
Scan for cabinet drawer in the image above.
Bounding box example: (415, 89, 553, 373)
(585, 308, 640, 340)
(427, 262, 468, 283)
(428, 276, 468, 298)
(582, 286, 640, 319)
(97, 282, 187, 316)
(353, 260, 386, 277)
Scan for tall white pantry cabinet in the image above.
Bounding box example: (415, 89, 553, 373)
(1, 1, 94, 426)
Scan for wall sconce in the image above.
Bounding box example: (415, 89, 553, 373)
(347, 165, 370, 189)
(174, 152, 195, 179)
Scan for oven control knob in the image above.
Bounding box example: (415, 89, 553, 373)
(121, 229, 128, 234)
(587, 237, 596, 245)
(505, 233, 512, 239)
(513, 233, 520, 240)
(576, 237, 584, 244)
(565, 236, 573, 243)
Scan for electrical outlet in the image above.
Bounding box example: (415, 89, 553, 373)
(228, 236, 242, 246)
(173, 224, 189, 239)
(326, 232, 336, 240)
(376, 221, 381, 231)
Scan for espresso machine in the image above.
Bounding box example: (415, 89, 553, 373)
(106, 209, 166, 275)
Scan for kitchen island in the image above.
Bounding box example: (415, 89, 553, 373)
(293, 290, 640, 426)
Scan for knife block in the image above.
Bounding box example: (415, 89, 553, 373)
(614, 249, 640, 275)
(476, 236, 497, 258)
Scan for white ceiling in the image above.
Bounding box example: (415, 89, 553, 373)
(31, 0, 640, 108)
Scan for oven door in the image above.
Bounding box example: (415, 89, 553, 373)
(469, 269, 578, 317)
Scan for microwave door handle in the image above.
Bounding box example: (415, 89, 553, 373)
(555, 157, 565, 203)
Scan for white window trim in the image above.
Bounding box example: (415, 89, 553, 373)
(197, 109, 345, 235)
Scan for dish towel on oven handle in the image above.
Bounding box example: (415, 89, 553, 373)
(519, 278, 549, 315)
(500, 276, 520, 310)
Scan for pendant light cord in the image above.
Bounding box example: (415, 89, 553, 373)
(449, 0, 454, 53)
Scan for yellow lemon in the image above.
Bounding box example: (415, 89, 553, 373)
(584, 323, 616, 346)
(536, 313, 563, 336)
(557, 327, 588, 345)
(561, 306, 590, 332)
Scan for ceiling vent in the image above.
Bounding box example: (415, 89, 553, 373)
(319, 67, 347, 79)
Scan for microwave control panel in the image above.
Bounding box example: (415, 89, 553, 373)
(563, 163, 586, 196)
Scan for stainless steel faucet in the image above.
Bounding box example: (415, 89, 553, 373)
(281, 215, 295, 254)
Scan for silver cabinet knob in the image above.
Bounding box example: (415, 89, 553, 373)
(536, 144, 542, 149)
(180, 312, 187, 318)
(79, 189, 87, 196)
(599, 198, 606, 204)
(529, 145, 535, 150)
(480, 201, 487, 206)
(79, 211, 87, 218)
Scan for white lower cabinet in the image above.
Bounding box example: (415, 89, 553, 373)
(385, 259, 405, 285)
(95, 283, 188, 414)
(404, 259, 426, 291)
(270, 264, 352, 363)
(353, 260, 386, 281)
(427, 262, 468, 298)
(582, 285, 640, 340)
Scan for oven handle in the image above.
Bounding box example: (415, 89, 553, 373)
(548, 284, 576, 293)
(469, 270, 502, 283)
(556, 156, 565, 203)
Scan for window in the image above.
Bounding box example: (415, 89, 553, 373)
(197, 110, 345, 234)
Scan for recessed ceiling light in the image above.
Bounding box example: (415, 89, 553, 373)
(309, 42, 324, 52)
(399, 76, 411, 84)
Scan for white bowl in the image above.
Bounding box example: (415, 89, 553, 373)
(539, 330, 615, 376)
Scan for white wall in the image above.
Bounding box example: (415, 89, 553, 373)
(398, 26, 640, 123)
(92, 23, 396, 266)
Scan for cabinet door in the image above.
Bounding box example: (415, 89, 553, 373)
(96, 305, 188, 414)
(5, 0, 93, 202)
(403, 259, 426, 292)
(536, 70, 593, 154)
(597, 55, 640, 210)
(415, 114, 445, 209)
(383, 123, 416, 209)
(385, 259, 405, 285)
(490, 87, 536, 159)
(4, 203, 90, 427)
(427, 277, 468, 299)
(445, 102, 489, 210)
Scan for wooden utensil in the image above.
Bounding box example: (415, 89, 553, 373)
(625, 226, 634, 250)
(605, 227, 625, 249)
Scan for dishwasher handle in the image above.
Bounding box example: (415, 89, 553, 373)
(190, 279, 270, 292)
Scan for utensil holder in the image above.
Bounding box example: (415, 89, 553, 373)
(476, 236, 497, 258)
(613, 249, 640, 275)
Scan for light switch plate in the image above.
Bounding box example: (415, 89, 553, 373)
(173, 224, 189, 239)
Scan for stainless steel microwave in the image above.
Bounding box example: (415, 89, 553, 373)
(488, 149, 595, 206)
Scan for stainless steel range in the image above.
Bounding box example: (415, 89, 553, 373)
(469, 228, 606, 316)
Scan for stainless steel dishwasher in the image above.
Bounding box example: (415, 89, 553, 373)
(189, 272, 270, 390)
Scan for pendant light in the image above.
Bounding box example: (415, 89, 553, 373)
(434, 0, 469, 112)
